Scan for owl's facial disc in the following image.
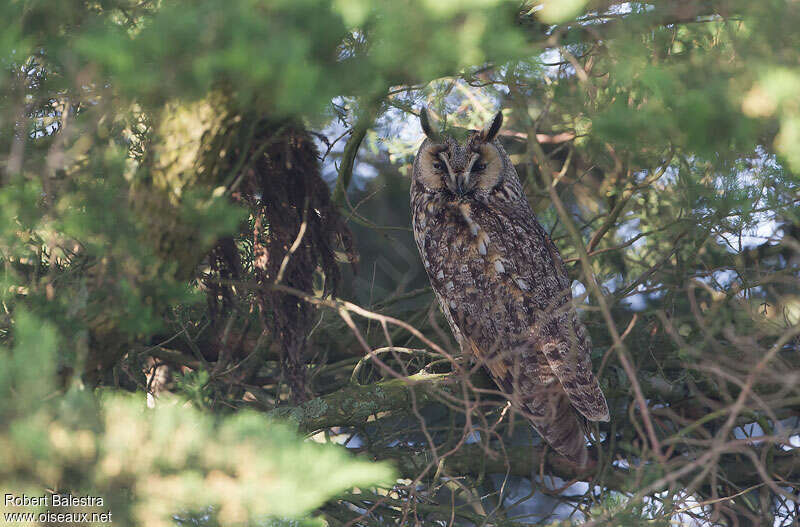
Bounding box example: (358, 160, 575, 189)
(415, 109, 505, 195)
(430, 146, 501, 197)
(472, 143, 502, 192)
(415, 139, 503, 196)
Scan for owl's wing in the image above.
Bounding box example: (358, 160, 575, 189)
(462, 311, 610, 424)
(536, 323, 610, 422)
(463, 334, 589, 464)
(512, 208, 611, 423)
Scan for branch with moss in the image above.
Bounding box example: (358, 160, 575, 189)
(255, 365, 799, 499)
(266, 372, 453, 434)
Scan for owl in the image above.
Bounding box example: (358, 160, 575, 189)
(410, 109, 609, 464)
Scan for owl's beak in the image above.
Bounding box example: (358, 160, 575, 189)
(438, 153, 471, 196)
(455, 173, 469, 195)
(454, 152, 480, 196)
(445, 172, 465, 196)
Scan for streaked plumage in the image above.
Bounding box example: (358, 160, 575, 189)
(410, 109, 609, 464)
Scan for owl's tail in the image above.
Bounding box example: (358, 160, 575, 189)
(523, 390, 590, 466)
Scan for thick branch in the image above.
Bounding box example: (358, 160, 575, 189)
(267, 372, 452, 433)
(332, 103, 380, 206)
(332, 123, 368, 206)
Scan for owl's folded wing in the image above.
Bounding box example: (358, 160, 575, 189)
(538, 334, 610, 422)
(463, 334, 590, 464)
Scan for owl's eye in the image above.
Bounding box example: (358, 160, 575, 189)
(433, 162, 444, 171)
(473, 162, 487, 172)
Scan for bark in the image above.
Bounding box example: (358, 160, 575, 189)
(266, 372, 452, 433)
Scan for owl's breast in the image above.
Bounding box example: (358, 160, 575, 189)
(413, 199, 489, 273)
(414, 199, 516, 278)
(412, 194, 572, 342)
(414, 199, 521, 333)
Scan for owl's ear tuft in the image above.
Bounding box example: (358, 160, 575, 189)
(481, 111, 503, 143)
(420, 107, 442, 142)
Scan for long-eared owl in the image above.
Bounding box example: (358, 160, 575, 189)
(410, 109, 609, 464)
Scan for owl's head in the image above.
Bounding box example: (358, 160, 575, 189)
(412, 108, 514, 199)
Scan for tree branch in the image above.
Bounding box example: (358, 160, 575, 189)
(266, 372, 453, 433)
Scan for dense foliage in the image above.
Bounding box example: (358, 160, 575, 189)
(1, 0, 799, 525)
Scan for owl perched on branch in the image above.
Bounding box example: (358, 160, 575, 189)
(410, 109, 609, 464)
